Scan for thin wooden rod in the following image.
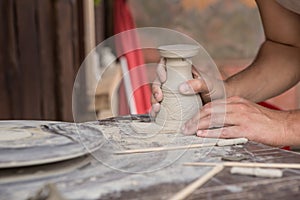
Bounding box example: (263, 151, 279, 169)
(169, 165, 224, 200)
(114, 138, 248, 155)
(114, 142, 217, 154)
(83, 0, 96, 54)
(184, 162, 300, 169)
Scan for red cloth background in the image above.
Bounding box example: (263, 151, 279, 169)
(114, 0, 151, 115)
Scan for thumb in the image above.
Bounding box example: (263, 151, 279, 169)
(178, 78, 208, 95)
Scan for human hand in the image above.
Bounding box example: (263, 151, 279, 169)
(178, 66, 225, 104)
(150, 58, 166, 117)
(150, 58, 224, 117)
(182, 96, 289, 146)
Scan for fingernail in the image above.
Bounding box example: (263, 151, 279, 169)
(179, 83, 191, 94)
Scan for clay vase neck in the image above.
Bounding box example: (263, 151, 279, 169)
(155, 45, 203, 131)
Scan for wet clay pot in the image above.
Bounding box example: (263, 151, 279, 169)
(155, 44, 203, 131)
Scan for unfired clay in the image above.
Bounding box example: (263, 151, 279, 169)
(132, 44, 203, 133)
(230, 167, 283, 178)
(216, 138, 248, 146)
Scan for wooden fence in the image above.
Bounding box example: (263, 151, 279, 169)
(0, 0, 105, 121)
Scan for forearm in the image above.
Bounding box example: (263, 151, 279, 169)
(225, 40, 300, 102)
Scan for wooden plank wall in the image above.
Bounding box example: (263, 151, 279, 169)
(0, 0, 96, 121)
(95, 1, 105, 44)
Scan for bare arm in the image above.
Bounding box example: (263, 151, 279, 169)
(182, 0, 300, 146)
(225, 0, 300, 102)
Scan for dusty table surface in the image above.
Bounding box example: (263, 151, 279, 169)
(1, 115, 300, 200)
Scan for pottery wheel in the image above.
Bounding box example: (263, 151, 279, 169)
(0, 121, 103, 168)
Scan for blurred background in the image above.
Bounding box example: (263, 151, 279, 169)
(0, 0, 299, 122)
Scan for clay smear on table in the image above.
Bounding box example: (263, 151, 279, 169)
(132, 44, 202, 134)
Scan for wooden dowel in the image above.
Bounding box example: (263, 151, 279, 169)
(114, 142, 217, 154)
(169, 165, 224, 200)
(184, 162, 300, 169)
(114, 138, 248, 155)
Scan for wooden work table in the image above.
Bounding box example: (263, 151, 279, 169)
(1, 115, 300, 200)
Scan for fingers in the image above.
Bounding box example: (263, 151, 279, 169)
(179, 78, 208, 95)
(150, 58, 166, 117)
(151, 79, 163, 117)
(182, 104, 219, 135)
(196, 126, 247, 139)
(152, 78, 163, 102)
(199, 96, 248, 109)
(181, 98, 248, 135)
(150, 103, 160, 117)
(179, 66, 207, 95)
(183, 102, 227, 130)
(196, 113, 238, 130)
(183, 112, 239, 135)
(152, 58, 166, 103)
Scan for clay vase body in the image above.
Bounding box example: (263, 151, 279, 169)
(155, 45, 203, 132)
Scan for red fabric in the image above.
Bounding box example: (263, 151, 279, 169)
(258, 102, 290, 150)
(118, 81, 130, 115)
(114, 0, 152, 115)
(258, 102, 280, 110)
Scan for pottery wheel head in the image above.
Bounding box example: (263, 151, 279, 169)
(158, 44, 200, 58)
(0, 129, 32, 141)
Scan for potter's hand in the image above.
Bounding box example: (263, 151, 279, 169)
(151, 58, 166, 117)
(178, 68, 225, 104)
(151, 59, 224, 116)
(182, 96, 289, 146)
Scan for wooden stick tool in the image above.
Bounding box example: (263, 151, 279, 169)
(114, 138, 248, 155)
(184, 161, 300, 169)
(169, 165, 224, 200)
